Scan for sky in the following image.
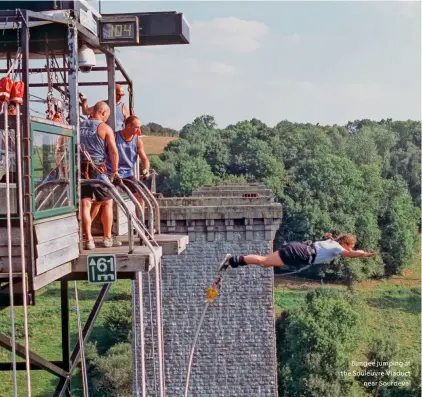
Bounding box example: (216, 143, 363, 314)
(27, 1, 422, 129)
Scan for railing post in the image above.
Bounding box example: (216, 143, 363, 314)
(67, 22, 81, 250)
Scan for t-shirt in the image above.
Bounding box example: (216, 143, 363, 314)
(313, 239, 345, 264)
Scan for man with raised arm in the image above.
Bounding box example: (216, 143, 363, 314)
(80, 84, 130, 131)
(80, 101, 122, 250)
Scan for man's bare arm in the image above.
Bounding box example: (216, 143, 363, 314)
(80, 95, 94, 116)
(123, 103, 130, 120)
(101, 124, 119, 173)
(137, 137, 150, 170)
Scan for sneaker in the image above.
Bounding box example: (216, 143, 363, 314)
(218, 254, 232, 273)
(85, 239, 96, 250)
(103, 236, 122, 248)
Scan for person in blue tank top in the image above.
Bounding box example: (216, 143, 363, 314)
(109, 115, 150, 213)
(219, 233, 376, 272)
(80, 101, 122, 250)
(80, 84, 130, 131)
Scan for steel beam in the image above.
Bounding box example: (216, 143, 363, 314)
(29, 81, 129, 88)
(60, 281, 70, 380)
(67, 22, 81, 253)
(0, 335, 67, 378)
(106, 50, 116, 131)
(0, 66, 118, 73)
(0, 361, 64, 371)
(19, 10, 36, 298)
(53, 283, 111, 397)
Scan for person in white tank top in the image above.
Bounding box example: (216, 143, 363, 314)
(220, 233, 376, 271)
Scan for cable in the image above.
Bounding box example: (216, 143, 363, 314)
(132, 280, 140, 397)
(16, 103, 32, 396)
(147, 270, 158, 397)
(183, 255, 230, 397)
(5, 102, 18, 397)
(74, 281, 89, 397)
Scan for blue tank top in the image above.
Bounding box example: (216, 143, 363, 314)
(105, 100, 126, 131)
(80, 119, 106, 163)
(107, 130, 137, 178)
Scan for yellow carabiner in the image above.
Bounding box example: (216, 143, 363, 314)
(206, 287, 219, 302)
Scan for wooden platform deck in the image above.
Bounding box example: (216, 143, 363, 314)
(74, 245, 162, 274)
(108, 234, 189, 256)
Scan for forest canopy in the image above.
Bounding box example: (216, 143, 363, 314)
(151, 116, 420, 281)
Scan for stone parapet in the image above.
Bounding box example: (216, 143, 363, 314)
(157, 187, 282, 243)
(192, 188, 272, 197)
(157, 195, 274, 207)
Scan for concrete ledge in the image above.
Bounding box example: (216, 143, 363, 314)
(192, 188, 272, 197)
(196, 184, 267, 191)
(159, 204, 282, 220)
(158, 196, 274, 207)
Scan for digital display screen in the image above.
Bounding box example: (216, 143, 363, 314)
(102, 22, 136, 41)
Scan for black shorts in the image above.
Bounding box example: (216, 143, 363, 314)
(122, 176, 139, 194)
(278, 242, 313, 269)
(81, 183, 112, 202)
(80, 162, 112, 202)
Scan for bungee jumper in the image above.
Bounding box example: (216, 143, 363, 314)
(219, 233, 376, 272)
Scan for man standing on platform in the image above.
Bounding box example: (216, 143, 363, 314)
(107, 115, 150, 213)
(80, 101, 122, 250)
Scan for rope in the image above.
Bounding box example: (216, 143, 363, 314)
(16, 103, 32, 396)
(158, 260, 166, 397)
(183, 303, 210, 397)
(183, 254, 230, 397)
(4, 105, 18, 397)
(132, 281, 140, 397)
(277, 264, 312, 276)
(74, 281, 89, 397)
(147, 269, 158, 396)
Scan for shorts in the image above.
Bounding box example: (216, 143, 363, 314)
(122, 175, 139, 194)
(80, 162, 112, 202)
(81, 183, 112, 202)
(278, 242, 314, 269)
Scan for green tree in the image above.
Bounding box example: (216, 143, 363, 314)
(277, 287, 364, 397)
(378, 176, 419, 276)
(88, 343, 132, 397)
(356, 337, 398, 397)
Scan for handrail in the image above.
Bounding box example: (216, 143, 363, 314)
(120, 178, 155, 237)
(34, 179, 68, 194)
(80, 178, 165, 396)
(80, 179, 134, 253)
(114, 182, 145, 225)
(137, 179, 161, 234)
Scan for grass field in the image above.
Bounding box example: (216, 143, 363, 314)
(141, 135, 178, 156)
(0, 280, 133, 397)
(0, 248, 420, 396)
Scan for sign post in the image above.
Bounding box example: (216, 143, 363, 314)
(87, 254, 117, 284)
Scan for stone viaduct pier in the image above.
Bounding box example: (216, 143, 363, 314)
(134, 183, 283, 396)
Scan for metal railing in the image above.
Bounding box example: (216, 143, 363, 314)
(79, 178, 165, 397)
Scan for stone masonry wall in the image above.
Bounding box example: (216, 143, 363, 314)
(133, 185, 282, 397)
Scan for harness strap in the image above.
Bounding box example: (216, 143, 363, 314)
(279, 263, 312, 277)
(80, 145, 105, 179)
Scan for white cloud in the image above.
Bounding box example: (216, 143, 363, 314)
(191, 17, 269, 53)
(280, 33, 301, 45)
(208, 61, 238, 75)
(398, 1, 421, 18)
(120, 49, 239, 84)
